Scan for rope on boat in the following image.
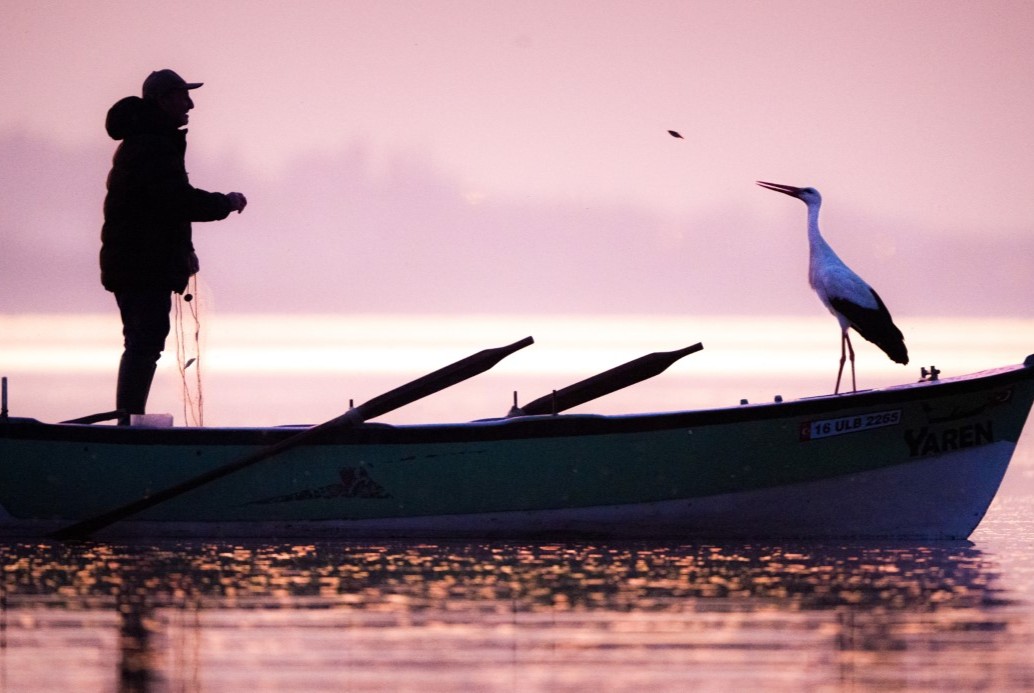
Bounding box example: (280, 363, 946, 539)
(174, 275, 204, 426)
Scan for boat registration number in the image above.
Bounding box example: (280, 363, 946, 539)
(800, 409, 902, 441)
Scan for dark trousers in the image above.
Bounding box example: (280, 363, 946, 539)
(115, 289, 172, 421)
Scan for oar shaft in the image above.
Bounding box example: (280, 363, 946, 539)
(52, 436, 301, 540)
(349, 336, 534, 422)
(61, 410, 123, 425)
(51, 336, 534, 540)
(517, 342, 702, 416)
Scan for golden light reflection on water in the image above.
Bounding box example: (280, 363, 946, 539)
(3, 538, 1033, 691)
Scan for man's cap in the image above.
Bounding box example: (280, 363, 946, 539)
(142, 69, 203, 99)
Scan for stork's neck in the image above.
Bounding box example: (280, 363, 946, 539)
(805, 201, 823, 245)
(805, 199, 841, 284)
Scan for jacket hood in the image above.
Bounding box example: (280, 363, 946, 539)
(105, 96, 176, 140)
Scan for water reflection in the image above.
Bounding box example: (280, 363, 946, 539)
(1, 541, 1030, 691)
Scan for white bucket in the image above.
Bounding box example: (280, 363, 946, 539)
(130, 413, 174, 428)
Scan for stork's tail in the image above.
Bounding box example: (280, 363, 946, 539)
(854, 313, 908, 365)
(876, 333, 909, 365)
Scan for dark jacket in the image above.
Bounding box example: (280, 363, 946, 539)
(100, 96, 235, 293)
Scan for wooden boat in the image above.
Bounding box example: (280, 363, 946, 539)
(1, 338, 1032, 541)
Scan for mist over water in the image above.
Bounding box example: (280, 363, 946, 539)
(2, 313, 1032, 427)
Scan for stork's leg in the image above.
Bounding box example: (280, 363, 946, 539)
(845, 332, 857, 392)
(834, 331, 848, 394)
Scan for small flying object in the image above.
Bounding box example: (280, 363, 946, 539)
(668, 130, 683, 139)
(756, 181, 908, 394)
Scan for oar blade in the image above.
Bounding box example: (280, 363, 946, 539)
(516, 342, 702, 416)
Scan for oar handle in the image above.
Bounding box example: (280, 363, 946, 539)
(516, 342, 702, 416)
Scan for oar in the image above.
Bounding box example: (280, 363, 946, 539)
(51, 336, 534, 540)
(511, 342, 702, 416)
(62, 410, 123, 425)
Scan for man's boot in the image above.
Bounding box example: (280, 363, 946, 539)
(116, 353, 157, 425)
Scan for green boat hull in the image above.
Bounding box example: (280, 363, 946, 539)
(2, 358, 1033, 539)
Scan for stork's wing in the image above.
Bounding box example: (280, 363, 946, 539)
(830, 289, 909, 365)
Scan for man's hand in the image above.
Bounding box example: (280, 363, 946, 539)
(227, 192, 248, 214)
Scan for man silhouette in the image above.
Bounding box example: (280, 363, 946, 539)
(100, 69, 247, 423)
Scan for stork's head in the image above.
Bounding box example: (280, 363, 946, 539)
(756, 181, 821, 206)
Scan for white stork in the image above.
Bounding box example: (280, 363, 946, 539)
(756, 181, 908, 393)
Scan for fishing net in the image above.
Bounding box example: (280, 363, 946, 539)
(174, 275, 207, 426)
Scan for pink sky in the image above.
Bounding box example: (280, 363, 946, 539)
(2, 0, 1033, 317)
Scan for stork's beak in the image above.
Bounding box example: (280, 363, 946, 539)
(756, 181, 803, 198)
